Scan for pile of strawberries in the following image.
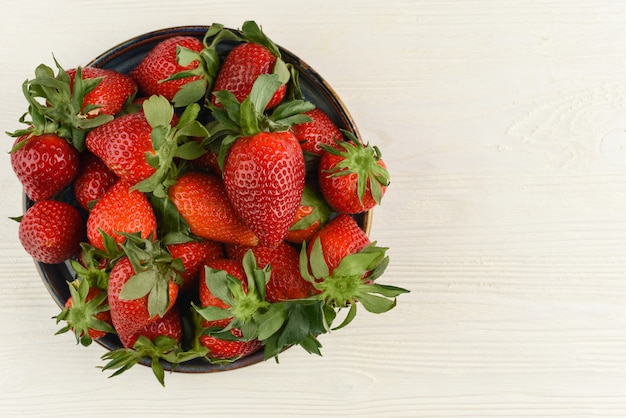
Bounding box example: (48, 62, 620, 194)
(8, 21, 408, 384)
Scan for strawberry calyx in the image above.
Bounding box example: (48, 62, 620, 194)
(8, 58, 114, 152)
(70, 238, 122, 290)
(132, 95, 209, 198)
(193, 250, 327, 361)
(321, 130, 390, 207)
(101, 335, 208, 386)
(193, 250, 272, 340)
(209, 72, 315, 168)
(300, 238, 409, 330)
(54, 278, 115, 346)
(117, 232, 184, 319)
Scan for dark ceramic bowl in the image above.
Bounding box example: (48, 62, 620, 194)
(31, 26, 372, 373)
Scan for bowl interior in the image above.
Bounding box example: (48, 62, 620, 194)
(33, 25, 370, 373)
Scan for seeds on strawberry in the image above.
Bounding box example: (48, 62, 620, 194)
(11, 134, 79, 202)
(107, 255, 179, 340)
(307, 213, 371, 274)
(86, 180, 157, 251)
(73, 152, 119, 211)
(85, 111, 158, 186)
(199, 328, 262, 360)
(212, 42, 286, 110)
(223, 130, 305, 247)
(168, 171, 259, 246)
(131, 36, 205, 102)
(227, 241, 317, 302)
(292, 108, 344, 156)
(167, 239, 224, 291)
(318, 131, 390, 214)
(285, 184, 332, 244)
(18, 200, 84, 264)
(67, 67, 137, 117)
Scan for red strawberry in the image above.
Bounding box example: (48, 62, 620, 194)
(130, 36, 205, 102)
(197, 256, 262, 360)
(301, 214, 406, 328)
(212, 42, 286, 109)
(223, 130, 305, 247)
(85, 95, 206, 194)
(85, 111, 158, 186)
(199, 328, 262, 360)
(307, 214, 370, 274)
(18, 200, 84, 264)
(168, 171, 258, 246)
(67, 67, 137, 117)
(318, 133, 390, 214)
(73, 152, 119, 211)
(7, 60, 115, 153)
(107, 256, 179, 340)
(118, 306, 182, 349)
(167, 239, 224, 291)
(198, 258, 247, 328)
(11, 134, 79, 202)
(227, 241, 317, 302)
(292, 108, 344, 155)
(189, 139, 222, 176)
(284, 184, 332, 244)
(86, 179, 157, 251)
(55, 279, 113, 346)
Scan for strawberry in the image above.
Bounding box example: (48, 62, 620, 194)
(107, 245, 180, 340)
(118, 306, 182, 349)
(300, 214, 408, 329)
(198, 258, 248, 328)
(212, 43, 286, 110)
(306, 213, 371, 274)
(130, 36, 205, 102)
(223, 130, 305, 247)
(211, 21, 288, 110)
(285, 184, 332, 244)
(130, 25, 241, 107)
(18, 200, 84, 264)
(66, 67, 137, 117)
(209, 66, 315, 248)
(10, 133, 79, 202)
(168, 171, 258, 246)
(8, 60, 114, 152)
(292, 108, 344, 156)
(85, 95, 207, 194)
(199, 328, 262, 361)
(194, 251, 268, 359)
(318, 131, 390, 214)
(54, 278, 114, 346)
(167, 239, 224, 291)
(72, 152, 118, 211)
(101, 307, 184, 386)
(86, 179, 157, 251)
(85, 111, 158, 185)
(227, 242, 317, 302)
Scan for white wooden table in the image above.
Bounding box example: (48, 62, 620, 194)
(2, 1, 626, 416)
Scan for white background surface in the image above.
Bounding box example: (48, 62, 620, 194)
(2, 1, 626, 416)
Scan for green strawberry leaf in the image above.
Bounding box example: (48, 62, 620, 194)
(143, 95, 174, 128)
(172, 79, 208, 108)
(248, 73, 283, 115)
(119, 270, 157, 300)
(240, 21, 281, 58)
(203, 266, 237, 307)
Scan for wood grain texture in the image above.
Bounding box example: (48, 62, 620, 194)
(3, 1, 626, 416)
